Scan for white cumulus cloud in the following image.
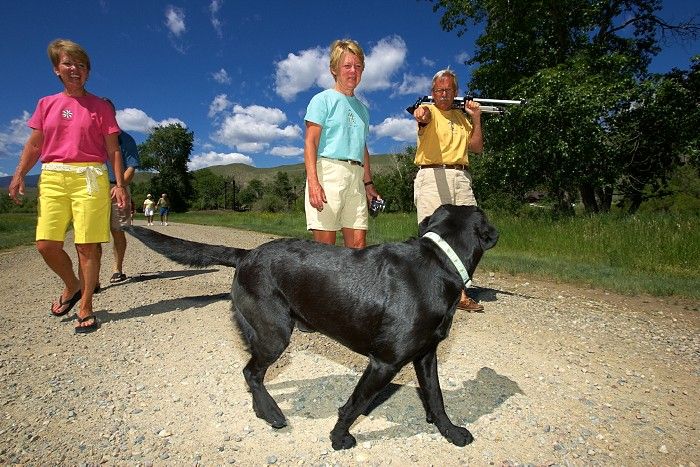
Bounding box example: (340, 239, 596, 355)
(371, 117, 417, 142)
(209, 0, 223, 38)
(274, 47, 329, 102)
(0, 111, 31, 156)
(361, 35, 407, 92)
(165, 6, 186, 36)
(274, 35, 408, 101)
(211, 104, 301, 152)
(116, 108, 186, 133)
(208, 94, 232, 117)
(188, 150, 253, 171)
(270, 146, 303, 158)
(396, 73, 432, 96)
(212, 68, 231, 85)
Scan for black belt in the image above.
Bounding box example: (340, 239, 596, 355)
(420, 164, 467, 170)
(322, 157, 363, 167)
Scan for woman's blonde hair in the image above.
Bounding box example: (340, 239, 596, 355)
(47, 39, 91, 71)
(329, 39, 364, 80)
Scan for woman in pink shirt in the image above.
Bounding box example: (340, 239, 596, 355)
(8, 39, 127, 334)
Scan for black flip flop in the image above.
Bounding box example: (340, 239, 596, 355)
(109, 272, 127, 283)
(75, 314, 99, 334)
(50, 290, 82, 317)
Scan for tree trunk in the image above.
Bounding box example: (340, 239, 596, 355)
(579, 183, 600, 213)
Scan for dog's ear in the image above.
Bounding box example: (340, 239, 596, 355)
(475, 209, 499, 250)
(418, 213, 433, 236)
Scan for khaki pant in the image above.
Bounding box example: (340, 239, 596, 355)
(414, 167, 477, 224)
(305, 158, 368, 231)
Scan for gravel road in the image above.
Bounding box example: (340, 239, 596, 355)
(0, 220, 698, 466)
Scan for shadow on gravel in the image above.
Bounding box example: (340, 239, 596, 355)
(472, 285, 536, 301)
(98, 292, 230, 323)
(267, 367, 522, 443)
(129, 269, 221, 282)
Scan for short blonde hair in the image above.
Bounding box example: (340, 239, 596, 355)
(47, 39, 91, 71)
(329, 39, 364, 80)
(432, 68, 458, 93)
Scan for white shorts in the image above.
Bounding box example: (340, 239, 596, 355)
(305, 158, 368, 231)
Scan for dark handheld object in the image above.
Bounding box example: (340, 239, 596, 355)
(369, 198, 386, 217)
(406, 95, 525, 115)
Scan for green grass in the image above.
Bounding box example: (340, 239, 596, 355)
(483, 211, 700, 297)
(0, 213, 36, 250)
(172, 209, 700, 299)
(3, 209, 698, 299)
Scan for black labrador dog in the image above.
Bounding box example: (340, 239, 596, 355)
(126, 204, 498, 450)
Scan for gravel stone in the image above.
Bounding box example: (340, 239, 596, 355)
(0, 221, 697, 465)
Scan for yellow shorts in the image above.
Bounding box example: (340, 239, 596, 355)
(305, 158, 368, 231)
(36, 163, 111, 244)
(414, 167, 477, 224)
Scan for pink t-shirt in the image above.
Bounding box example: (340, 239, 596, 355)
(28, 92, 121, 163)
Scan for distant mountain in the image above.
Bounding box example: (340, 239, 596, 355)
(0, 174, 40, 189)
(1, 154, 400, 189)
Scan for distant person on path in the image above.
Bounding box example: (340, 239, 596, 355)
(7, 39, 127, 333)
(157, 193, 170, 225)
(143, 194, 155, 225)
(412, 68, 485, 312)
(303, 38, 380, 248)
(97, 97, 140, 285)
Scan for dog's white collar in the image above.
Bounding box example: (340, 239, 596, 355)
(422, 232, 472, 287)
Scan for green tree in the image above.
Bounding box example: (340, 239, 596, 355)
(238, 178, 265, 208)
(191, 169, 226, 210)
(608, 58, 700, 212)
(138, 123, 194, 212)
(430, 0, 699, 212)
(374, 147, 418, 213)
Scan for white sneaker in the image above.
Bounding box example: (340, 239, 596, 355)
(165, 222, 169, 226)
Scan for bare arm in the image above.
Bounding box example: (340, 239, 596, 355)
(8, 129, 43, 204)
(123, 166, 136, 185)
(362, 146, 380, 200)
(304, 121, 326, 211)
(465, 101, 483, 153)
(105, 133, 127, 208)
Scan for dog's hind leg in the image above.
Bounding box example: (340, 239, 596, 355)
(242, 353, 287, 428)
(413, 349, 473, 446)
(236, 300, 292, 429)
(330, 357, 399, 450)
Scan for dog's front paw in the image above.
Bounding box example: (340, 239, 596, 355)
(330, 431, 357, 450)
(252, 400, 287, 429)
(442, 425, 474, 446)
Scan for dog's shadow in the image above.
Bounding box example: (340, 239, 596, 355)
(267, 366, 522, 442)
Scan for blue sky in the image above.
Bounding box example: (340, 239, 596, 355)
(1, 0, 698, 177)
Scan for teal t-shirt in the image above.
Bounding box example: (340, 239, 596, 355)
(304, 89, 369, 161)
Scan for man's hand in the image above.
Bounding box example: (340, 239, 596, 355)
(413, 106, 431, 125)
(464, 100, 482, 119)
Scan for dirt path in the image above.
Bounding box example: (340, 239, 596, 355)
(0, 221, 698, 465)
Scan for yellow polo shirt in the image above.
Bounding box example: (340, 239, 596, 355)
(414, 106, 473, 166)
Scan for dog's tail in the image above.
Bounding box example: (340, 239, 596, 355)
(125, 225, 246, 269)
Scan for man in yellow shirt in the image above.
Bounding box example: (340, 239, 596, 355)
(412, 68, 484, 312)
